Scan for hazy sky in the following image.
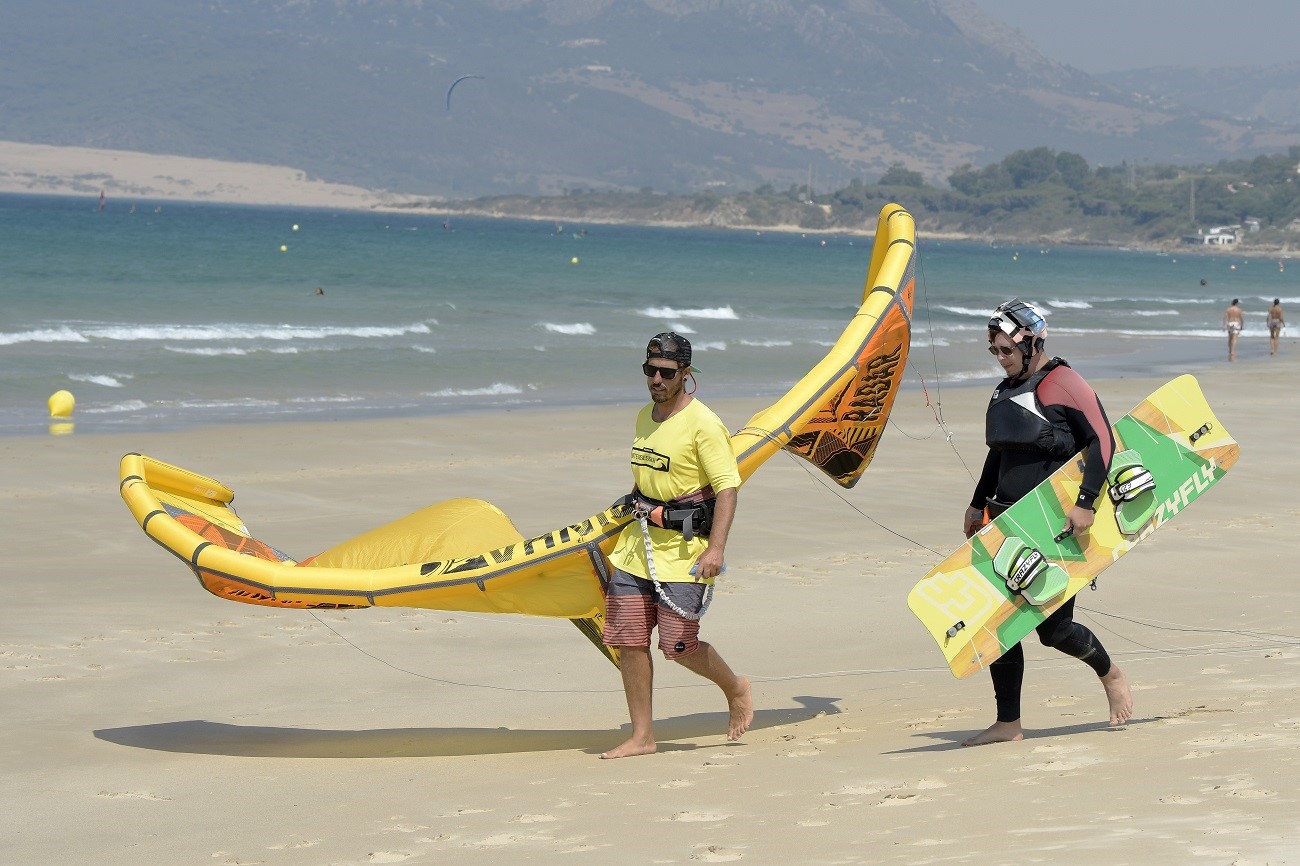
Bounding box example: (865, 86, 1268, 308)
(975, 0, 1300, 73)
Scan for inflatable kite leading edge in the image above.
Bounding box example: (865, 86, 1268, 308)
(119, 203, 916, 666)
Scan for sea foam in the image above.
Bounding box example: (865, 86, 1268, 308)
(24, 322, 436, 344)
(639, 306, 737, 320)
(68, 373, 128, 387)
(540, 322, 596, 335)
(424, 383, 527, 397)
(0, 326, 89, 346)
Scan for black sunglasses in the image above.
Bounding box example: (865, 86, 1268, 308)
(988, 345, 1019, 358)
(642, 363, 681, 379)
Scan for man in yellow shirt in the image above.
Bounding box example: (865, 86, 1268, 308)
(600, 332, 753, 759)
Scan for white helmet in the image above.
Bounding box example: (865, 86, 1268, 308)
(989, 299, 1048, 357)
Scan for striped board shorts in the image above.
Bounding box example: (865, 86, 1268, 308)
(602, 567, 707, 659)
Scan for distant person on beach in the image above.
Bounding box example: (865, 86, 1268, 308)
(314, 287, 324, 296)
(960, 300, 1132, 746)
(1268, 298, 1285, 356)
(1223, 299, 1244, 361)
(599, 331, 752, 759)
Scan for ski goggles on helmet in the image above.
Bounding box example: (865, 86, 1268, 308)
(989, 299, 1047, 342)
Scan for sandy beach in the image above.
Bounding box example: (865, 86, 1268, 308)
(0, 140, 417, 211)
(4, 343, 1297, 864)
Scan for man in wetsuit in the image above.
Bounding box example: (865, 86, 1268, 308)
(599, 332, 753, 759)
(960, 300, 1133, 746)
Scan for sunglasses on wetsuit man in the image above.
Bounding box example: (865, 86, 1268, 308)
(988, 345, 1020, 358)
(642, 363, 682, 379)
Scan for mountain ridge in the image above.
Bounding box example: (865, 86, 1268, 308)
(2, 0, 1296, 197)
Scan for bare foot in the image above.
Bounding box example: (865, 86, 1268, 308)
(962, 720, 1024, 747)
(600, 737, 657, 759)
(1101, 665, 1133, 726)
(727, 676, 753, 741)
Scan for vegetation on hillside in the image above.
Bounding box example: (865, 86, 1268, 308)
(414, 146, 1300, 249)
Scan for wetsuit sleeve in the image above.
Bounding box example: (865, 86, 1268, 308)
(970, 448, 998, 510)
(1038, 367, 1116, 509)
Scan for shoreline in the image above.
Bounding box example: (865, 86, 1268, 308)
(12, 333, 1267, 441)
(9, 335, 1275, 441)
(4, 140, 1297, 256)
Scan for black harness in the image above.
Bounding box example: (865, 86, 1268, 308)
(615, 490, 716, 542)
(985, 357, 1075, 457)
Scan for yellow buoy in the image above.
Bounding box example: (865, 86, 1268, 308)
(280, 244, 288, 252)
(48, 390, 75, 418)
(571, 257, 579, 265)
(292, 224, 300, 232)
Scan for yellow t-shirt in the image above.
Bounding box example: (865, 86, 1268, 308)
(609, 399, 740, 583)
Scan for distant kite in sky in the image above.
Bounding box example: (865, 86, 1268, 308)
(446, 75, 485, 111)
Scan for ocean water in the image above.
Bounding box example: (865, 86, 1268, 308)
(2, 193, 1295, 435)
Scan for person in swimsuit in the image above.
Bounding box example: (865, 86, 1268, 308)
(599, 332, 753, 759)
(1268, 298, 1284, 356)
(1223, 299, 1244, 362)
(960, 300, 1133, 746)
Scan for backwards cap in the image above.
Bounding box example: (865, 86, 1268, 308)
(646, 331, 692, 368)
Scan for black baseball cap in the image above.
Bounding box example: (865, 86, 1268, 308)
(645, 332, 692, 368)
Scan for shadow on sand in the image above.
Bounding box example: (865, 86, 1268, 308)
(884, 717, 1154, 754)
(94, 695, 842, 758)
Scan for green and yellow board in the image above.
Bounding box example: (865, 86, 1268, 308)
(907, 374, 1239, 678)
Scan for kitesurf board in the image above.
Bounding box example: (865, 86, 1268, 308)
(907, 374, 1239, 679)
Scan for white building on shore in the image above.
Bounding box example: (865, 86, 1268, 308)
(1182, 225, 1240, 245)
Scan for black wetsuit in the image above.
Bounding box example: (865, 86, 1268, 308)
(970, 358, 1117, 723)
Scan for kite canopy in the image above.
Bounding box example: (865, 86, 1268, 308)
(304, 499, 522, 570)
(119, 203, 917, 666)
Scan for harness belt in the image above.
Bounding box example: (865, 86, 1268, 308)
(614, 489, 718, 622)
(615, 491, 715, 542)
